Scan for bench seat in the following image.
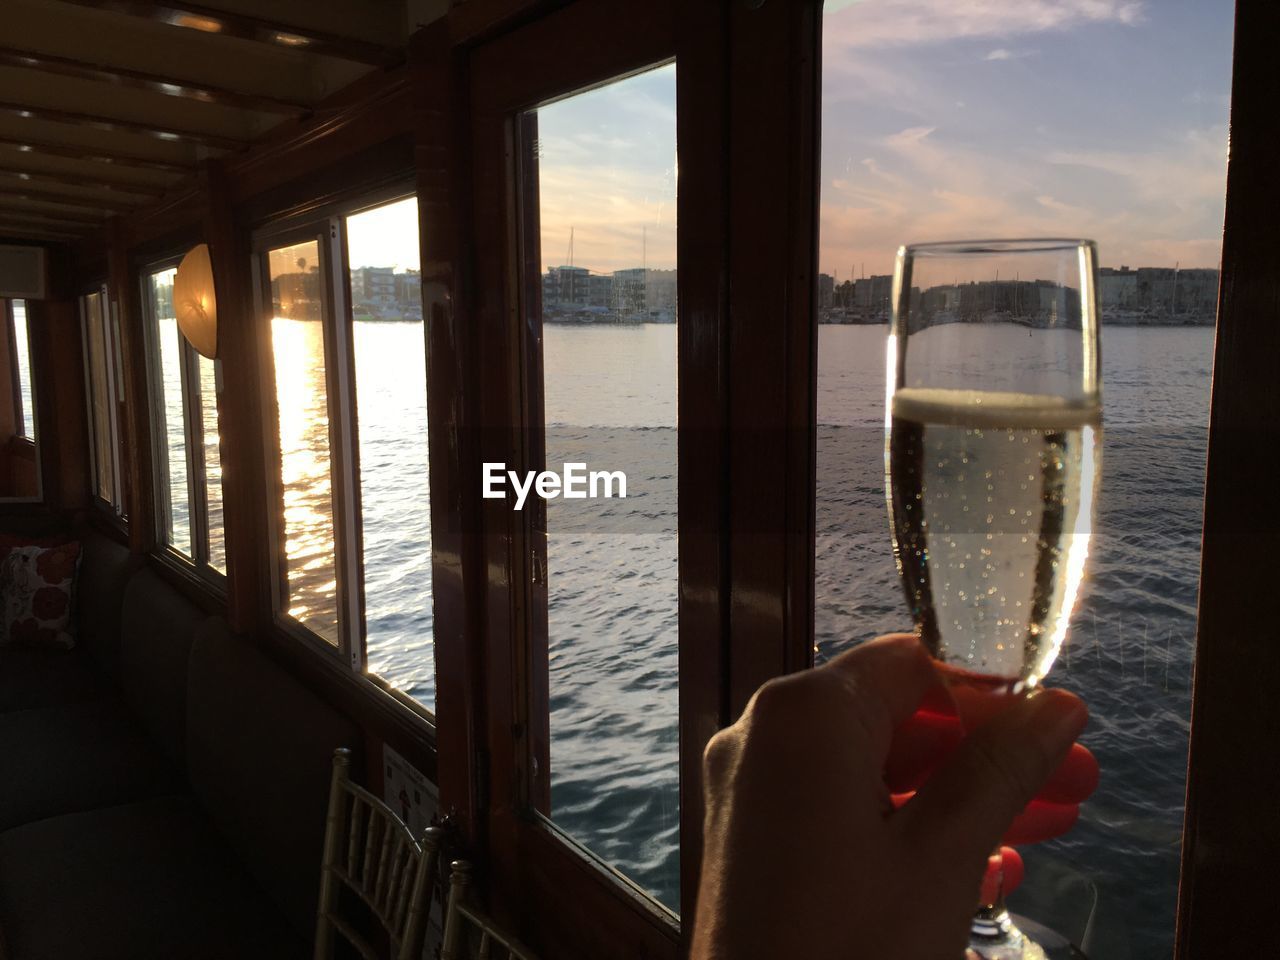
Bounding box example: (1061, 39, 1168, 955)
(0, 528, 363, 958)
(0, 646, 107, 715)
(0, 794, 305, 960)
(0, 698, 183, 832)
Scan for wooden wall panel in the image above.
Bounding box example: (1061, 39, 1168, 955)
(107, 221, 155, 553)
(203, 163, 267, 635)
(1177, 0, 1280, 955)
(26, 296, 89, 510)
(723, 0, 821, 710)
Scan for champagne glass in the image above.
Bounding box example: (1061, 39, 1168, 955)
(885, 239, 1102, 960)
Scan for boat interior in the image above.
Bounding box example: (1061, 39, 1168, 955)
(0, 0, 1277, 957)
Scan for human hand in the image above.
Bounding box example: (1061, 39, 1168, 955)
(884, 676, 1100, 896)
(690, 633, 1090, 960)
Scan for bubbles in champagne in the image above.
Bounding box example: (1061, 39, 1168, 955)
(888, 388, 1100, 690)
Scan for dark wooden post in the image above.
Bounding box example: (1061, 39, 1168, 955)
(203, 162, 269, 635)
(1177, 0, 1280, 955)
(107, 221, 155, 554)
(724, 0, 822, 711)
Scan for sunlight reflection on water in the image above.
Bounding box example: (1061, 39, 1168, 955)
(271, 316, 339, 643)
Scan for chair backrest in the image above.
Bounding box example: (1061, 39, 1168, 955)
(314, 749, 442, 960)
(440, 860, 539, 960)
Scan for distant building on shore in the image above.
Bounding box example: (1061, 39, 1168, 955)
(542, 265, 678, 322)
(644, 268, 678, 321)
(818, 265, 1219, 325)
(817, 273, 835, 309)
(1100, 266, 1138, 309)
(395, 270, 422, 312)
(820, 273, 895, 323)
(351, 266, 397, 309)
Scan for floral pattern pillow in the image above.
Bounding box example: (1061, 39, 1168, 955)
(0, 541, 82, 649)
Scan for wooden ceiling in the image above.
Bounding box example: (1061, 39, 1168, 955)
(0, 0, 442, 245)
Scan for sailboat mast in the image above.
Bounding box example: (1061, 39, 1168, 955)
(567, 226, 575, 302)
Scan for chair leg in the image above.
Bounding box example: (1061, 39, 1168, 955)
(314, 749, 352, 960)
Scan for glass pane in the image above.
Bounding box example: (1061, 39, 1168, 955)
(198, 354, 225, 573)
(816, 3, 1232, 955)
(84, 291, 116, 505)
(268, 239, 339, 644)
(526, 63, 679, 909)
(149, 268, 192, 557)
(346, 198, 435, 710)
(12, 300, 34, 439)
(108, 304, 130, 518)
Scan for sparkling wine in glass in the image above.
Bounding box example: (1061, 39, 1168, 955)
(886, 239, 1102, 959)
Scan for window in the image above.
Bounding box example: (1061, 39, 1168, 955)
(10, 299, 35, 440)
(81, 285, 126, 515)
(347, 200, 434, 709)
(815, 2, 1232, 955)
(144, 263, 226, 576)
(266, 237, 340, 642)
(260, 195, 436, 711)
(521, 64, 680, 911)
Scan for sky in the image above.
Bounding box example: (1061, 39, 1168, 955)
(336, 2, 1235, 281)
(336, 71, 680, 279)
(345, 197, 420, 273)
(821, 0, 1235, 278)
(536, 64, 678, 276)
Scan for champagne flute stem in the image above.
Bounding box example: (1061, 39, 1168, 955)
(971, 847, 1018, 951)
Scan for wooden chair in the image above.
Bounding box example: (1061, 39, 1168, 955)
(440, 860, 539, 960)
(314, 748, 442, 960)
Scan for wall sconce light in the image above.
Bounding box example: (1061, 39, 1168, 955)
(174, 243, 217, 359)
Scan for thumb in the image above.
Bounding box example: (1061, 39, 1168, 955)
(897, 689, 1087, 866)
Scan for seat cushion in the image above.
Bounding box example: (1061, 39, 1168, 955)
(188, 618, 360, 940)
(0, 795, 306, 960)
(0, 644, 106, 714)
(0, 698, 183, 831)
(119, 568, 205, 766)
(0, 540, 82, 649)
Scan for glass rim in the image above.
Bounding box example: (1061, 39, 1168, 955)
(899, 238, 1097, 258)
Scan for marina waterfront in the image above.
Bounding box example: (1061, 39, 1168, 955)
(817, 324, 1207, 958)
(171, 319, 1208, 954)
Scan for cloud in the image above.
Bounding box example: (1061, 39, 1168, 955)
(820, 122, 1228, 277)
(884, 125, 936, 148)
(533, 64, 677, 274)
(984, 47, 1038, 61)
(816, 0, 1229, 278)
(1036, 194, 1089, 216)
(826, 0, 1145, 49)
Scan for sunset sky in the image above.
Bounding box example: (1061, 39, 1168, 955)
(821, 0, 1234, 278)
(344, 2, 1234, 281)
(536, 64, 678, 276)
(345, 197, 420, 273)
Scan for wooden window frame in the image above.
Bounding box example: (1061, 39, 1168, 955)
(464, 6, 685, 954)
(252, 219, 358, 663)
(1175, 2, 1280, 956)
(42, 0, 1277, 954)
(139, 254, 227, 591)
(5, 298, 36, 444)
(250, 183, 443, 732)
(79, 282, 127, 519)
(419, 0, 821, 956)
